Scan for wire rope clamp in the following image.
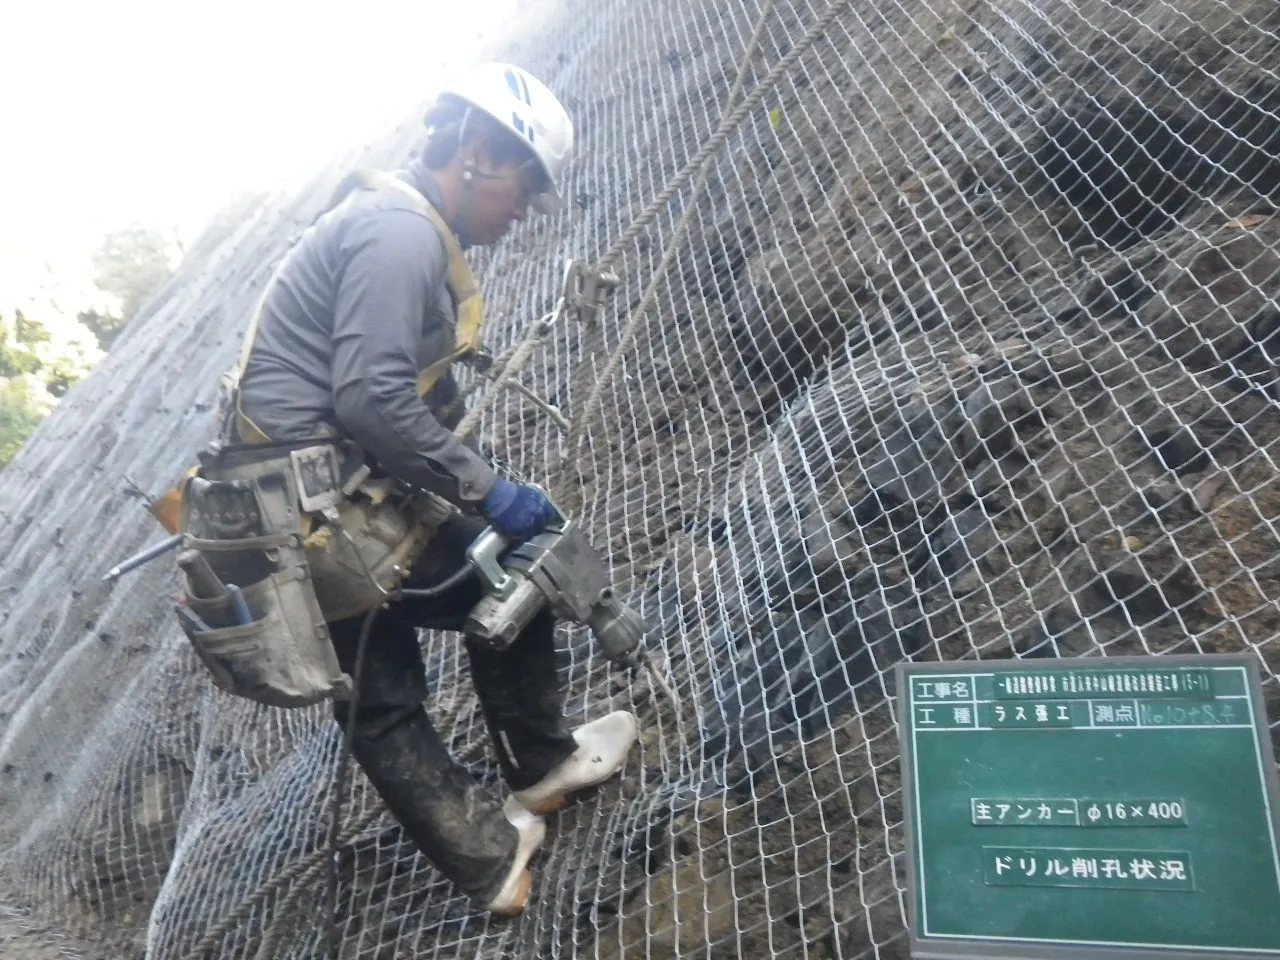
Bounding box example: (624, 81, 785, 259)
(561, 260, 620, 327)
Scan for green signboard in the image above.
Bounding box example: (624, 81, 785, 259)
(898, 655, 1280, 960)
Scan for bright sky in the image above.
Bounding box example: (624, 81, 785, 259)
(0, 0, 520, 310)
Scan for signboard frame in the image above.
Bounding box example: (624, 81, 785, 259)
(897, 654, 1280, 960)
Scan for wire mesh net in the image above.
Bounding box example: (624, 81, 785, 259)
(2, 0, 1279, 957)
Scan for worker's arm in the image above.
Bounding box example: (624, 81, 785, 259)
(329, 208, 498, 505)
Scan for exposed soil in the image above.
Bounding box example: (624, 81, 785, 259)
(0, 0, 1277, 957)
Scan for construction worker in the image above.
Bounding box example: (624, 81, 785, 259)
(229, 64, 639, 914)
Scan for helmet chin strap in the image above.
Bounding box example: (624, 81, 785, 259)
(458, 166, 477, 244)
(453, 107, 479, 245)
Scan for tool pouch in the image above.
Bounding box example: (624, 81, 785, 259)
(174, 443, 353, 708)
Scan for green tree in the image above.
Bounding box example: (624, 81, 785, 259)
(0, 377, 48, 467)
(0, 310, 47, 378)
(89, 224, 179, 347)
(0, 220, 175, 468)
(0, 309, 100, 466)
(38, 322, 101, 397)
(77, 307, 128, 353)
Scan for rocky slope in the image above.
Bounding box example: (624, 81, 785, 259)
(1, 0, 1277, 957)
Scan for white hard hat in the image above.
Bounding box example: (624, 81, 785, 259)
(436, 62, 574, 215)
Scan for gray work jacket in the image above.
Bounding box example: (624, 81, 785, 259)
(237, 159, 496, 506)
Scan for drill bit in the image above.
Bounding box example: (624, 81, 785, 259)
(641, 652, 680, 708)
(103, 533, 185, 582)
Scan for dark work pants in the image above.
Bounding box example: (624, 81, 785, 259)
(328, 515, 577, 902)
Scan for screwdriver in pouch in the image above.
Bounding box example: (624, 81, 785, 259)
(226, 584, 254, 626)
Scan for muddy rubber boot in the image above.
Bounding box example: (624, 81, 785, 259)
(512, 711, 639, 815)
(485, 797, 547, 915)
(339, 701, 538, 908)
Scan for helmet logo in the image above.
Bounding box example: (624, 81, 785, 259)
(511, 112, 537, 145)
(503, 68, 533, 106)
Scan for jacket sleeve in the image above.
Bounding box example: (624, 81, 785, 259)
(329, 208, 498, 505)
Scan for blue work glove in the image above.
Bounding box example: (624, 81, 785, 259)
(479, 478, 558, 543)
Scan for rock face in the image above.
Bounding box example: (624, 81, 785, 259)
(1, 0, 1278, 958)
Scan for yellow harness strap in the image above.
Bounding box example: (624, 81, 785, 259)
(147, 171, 485, 536)
(367, 173, 486, 398)
(230, 170, 485, 445)
(230, 287, 275, 445)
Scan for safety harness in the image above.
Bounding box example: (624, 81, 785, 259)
(167, 171, 481, 708)
(230, 170, 486, 445)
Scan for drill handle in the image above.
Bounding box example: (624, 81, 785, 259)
(466, 481, 568, 596)
(466, 528, 514, 595)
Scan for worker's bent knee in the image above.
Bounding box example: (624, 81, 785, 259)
(333, 700, 421, 741)
(329, 636, 428, 715)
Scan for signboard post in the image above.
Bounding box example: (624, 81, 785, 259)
(898, 654, 1280, 960)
